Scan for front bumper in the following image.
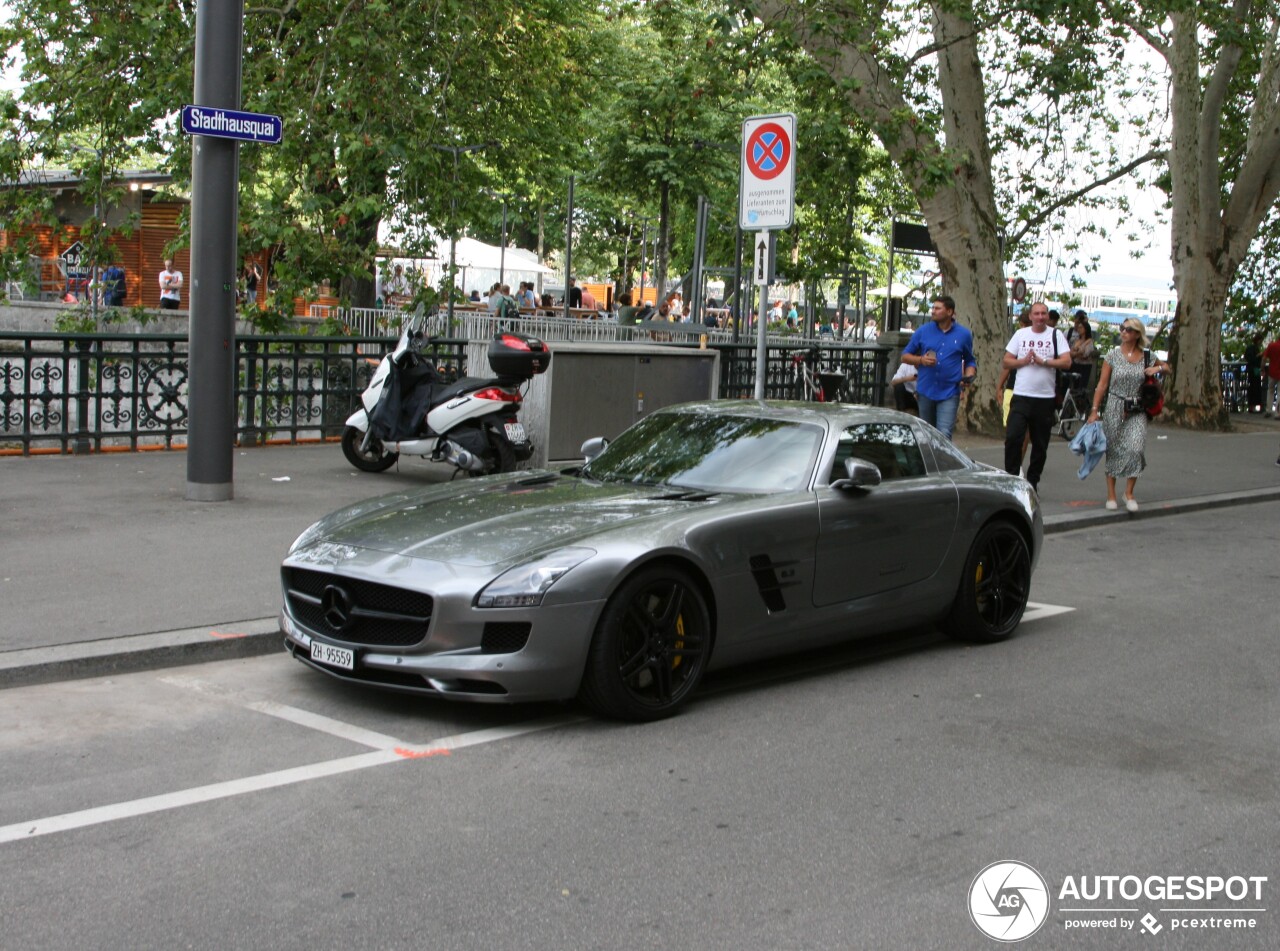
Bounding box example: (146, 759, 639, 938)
(280, 596, 604, 704)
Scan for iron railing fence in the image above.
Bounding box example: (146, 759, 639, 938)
(0, 330, 889, 456)
(0, 332, 467, 455)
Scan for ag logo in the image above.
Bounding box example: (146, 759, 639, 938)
(968, 860, 1050, 942)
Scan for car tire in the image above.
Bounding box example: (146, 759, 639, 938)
(341, 425, 399, 472)
(944, 521, 1031, 643)
(579, 565, 712, 721)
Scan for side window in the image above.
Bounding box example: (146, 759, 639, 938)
(924, 426, 972, 472)
(829, 422, 926, 483)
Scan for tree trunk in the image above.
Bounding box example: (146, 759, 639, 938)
(656, 180, 671, 298)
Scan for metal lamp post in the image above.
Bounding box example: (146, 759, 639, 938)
(430, 142, 490, 327)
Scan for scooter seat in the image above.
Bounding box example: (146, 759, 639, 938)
(431, 376, 505, 406)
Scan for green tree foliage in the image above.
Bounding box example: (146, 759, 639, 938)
(1, 0, 601, 307)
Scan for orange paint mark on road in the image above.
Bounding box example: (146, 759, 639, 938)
(394, 747, 452, 759)
(209, 630, 248, 639)
(1064, 500, 1103, 508)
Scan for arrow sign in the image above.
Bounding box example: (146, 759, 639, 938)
(754, 232, 775, 286)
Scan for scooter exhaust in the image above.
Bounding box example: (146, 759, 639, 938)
(441, 439, 487, 472)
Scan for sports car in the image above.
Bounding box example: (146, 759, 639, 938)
(280, 400, 1042, 721)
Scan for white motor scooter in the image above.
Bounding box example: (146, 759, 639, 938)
(342, 316, 550, 476)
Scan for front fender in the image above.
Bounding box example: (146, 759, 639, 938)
(345, 407, 369, 429)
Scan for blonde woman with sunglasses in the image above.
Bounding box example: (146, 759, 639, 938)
(1086, 320, 1169, 511)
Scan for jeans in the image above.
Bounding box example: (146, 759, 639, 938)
(1267, 376, 1280, 415)
(916, 392, 959, 440)
(1004, 395, 1056, 488)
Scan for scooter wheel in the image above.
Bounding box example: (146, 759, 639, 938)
(342, 426, 399, 472)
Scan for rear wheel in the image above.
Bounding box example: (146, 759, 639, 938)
(341, 425, 399, 472)
(579, 565, 711, 721)
(944, 521, 1031, 643)
(487, 430, 517, 474)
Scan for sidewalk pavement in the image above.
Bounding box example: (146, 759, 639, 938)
(3, 415, 1279, 689)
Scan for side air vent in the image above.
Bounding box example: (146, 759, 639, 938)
(749, 554, 794, 614)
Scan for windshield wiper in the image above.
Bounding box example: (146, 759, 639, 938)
(514, 472, 560, 486)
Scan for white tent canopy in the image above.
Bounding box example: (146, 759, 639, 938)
(866, 281, 916, 297)
(376, 221, 554, 298)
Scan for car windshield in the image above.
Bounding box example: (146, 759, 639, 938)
(582, 411, 824, 493)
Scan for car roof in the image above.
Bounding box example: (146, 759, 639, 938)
(656, 399, 918, 428)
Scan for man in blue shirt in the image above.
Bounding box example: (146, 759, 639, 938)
(899, 294, 977, 440)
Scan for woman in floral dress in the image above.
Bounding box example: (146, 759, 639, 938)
(1086, 318, 1169, 512)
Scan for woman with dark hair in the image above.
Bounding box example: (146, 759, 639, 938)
(1068, 314, 1097, 394)
(1086, 318, 1169, 512)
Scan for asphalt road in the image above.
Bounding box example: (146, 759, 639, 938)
(1, 505, 1276, 950)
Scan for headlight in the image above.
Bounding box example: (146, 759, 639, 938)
(476, 548, 596, 608)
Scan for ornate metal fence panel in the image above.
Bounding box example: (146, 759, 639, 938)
(1, 329, 886, 456)
(713, 341, 890, 404)
(0, 332, 468, 455)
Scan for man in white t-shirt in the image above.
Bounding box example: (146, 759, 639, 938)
(1002, 301, 1071, 489)
(158, 258, 183, 309)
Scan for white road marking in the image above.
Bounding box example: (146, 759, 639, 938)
(162, 674, 406, 749)
(0, 712, 583, 845)
(1021, 601, 1075, 623)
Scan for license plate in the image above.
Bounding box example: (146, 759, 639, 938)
(311, 641, 354, 670)
(504, 422, 527, 444)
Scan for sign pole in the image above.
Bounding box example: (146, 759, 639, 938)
(740, 113, 795, 403)
(186, 0, 244, 501)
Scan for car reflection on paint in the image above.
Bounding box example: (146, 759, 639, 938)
(280, 400, 1043, 721)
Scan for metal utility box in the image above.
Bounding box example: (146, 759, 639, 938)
(516, 343, 719, 467)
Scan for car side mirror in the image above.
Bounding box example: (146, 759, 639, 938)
(580, 436, 610, 462)
(832, 456, 882, 491)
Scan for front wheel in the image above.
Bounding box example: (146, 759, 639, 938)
(341, 425, 399, 472)
(579, 565, 712, 721)
(944, 521, 1031, 643)
(1058, 411, 1081, 441)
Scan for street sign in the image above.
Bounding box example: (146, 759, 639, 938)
(60, 240, 89, 278)
(181, 105, 283, 144)
(739, 113, 796, 230)
(753, 232, 776, 286)
(1012, 277, 1028, 302)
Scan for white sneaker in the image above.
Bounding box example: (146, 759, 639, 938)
(1125, 498, 1139, 512)
(1105, 499, 1118, 510)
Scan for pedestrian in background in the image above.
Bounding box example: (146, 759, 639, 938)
(242, 259, 262, 306)
(1262, 333, 1280, 417)
(158, 257, 183, 310)
(1002, 301, 1070, 490)
(1086, 318, 1169, 511)
(899, 294, 976, 440)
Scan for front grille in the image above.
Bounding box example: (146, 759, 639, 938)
(283, 567, 433, 647)
(481, 622, 531, 654)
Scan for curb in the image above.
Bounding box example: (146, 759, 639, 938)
(3, 488, 1279, 690)
(1043, 485, 1280, 534)
(0, 618, 282, 691)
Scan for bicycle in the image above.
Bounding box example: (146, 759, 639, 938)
(790, 347, 825, 401)
(1056, 371, 1088, 439)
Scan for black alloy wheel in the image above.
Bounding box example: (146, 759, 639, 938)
(579, 565, 712, 721)
(341, 425, 399, 472)
(944, 521, 1031, 642)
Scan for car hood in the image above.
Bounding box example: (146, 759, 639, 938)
(292, 473, 726, 567)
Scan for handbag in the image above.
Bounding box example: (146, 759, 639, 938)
(1138, 350, 1164, 418)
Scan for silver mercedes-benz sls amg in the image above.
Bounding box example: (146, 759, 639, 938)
(281, 400, 1042, 721)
